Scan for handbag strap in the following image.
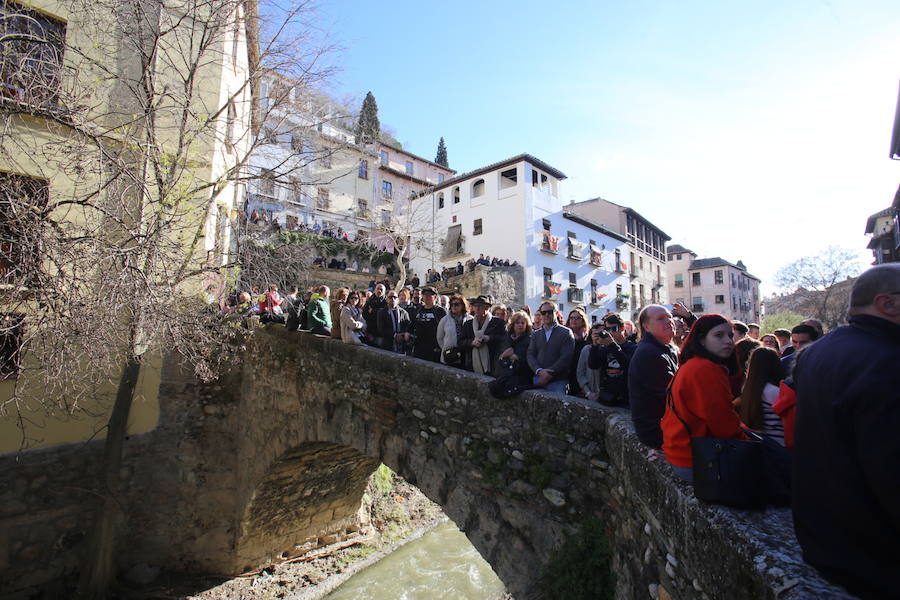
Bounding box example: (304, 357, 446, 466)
(666, 373, 693, 437)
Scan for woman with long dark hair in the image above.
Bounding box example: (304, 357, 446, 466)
(661, 314, 745, 481)
(737, 347, 785, 446)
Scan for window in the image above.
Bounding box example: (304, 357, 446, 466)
(381, 180, 392, 200)
(452, 186, 460, 204)
(0, 314, 23, 379)
(543, 267, 553, 282)
(357, 198, 368, 217)
(692, 272, 701, 286)
(437, 174, 444, 183)
(0, 2, 66, 106)
(639, 256, 644, 270)
(542, 218, 551, 231)
(320, 149, 332, 169)
(379, 150, 388, 166)
(715, 295, 724, 304)
(257, 169, 275, 196)
(674, 273, 684, 288)
(358, 159, 368, 179)
(0, 173, 48, 286)
(569, 272, 577, 285)
(316, 188, 329, 210)
(676, 254, 682, 260)
(473, 218, 482, 236)
(444, 224, 463, 258)
(731, 273, 736, 287)
(614, 248, 623, 272)
(500, 168, 517, 189)
(405, 160, 413, 175)
(692, 297, 704, 312)
(291, 134, 304, 153)
(714, 270, 723, 285)
(437, 192, 444, 209)
(472, 178, 485, 197)
(381, 209, 391, 225)
(616, 284, 623, 295)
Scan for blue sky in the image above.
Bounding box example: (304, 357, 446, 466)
(315, 0, 900, 294)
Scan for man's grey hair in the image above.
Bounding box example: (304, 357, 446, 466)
(849, 264, 900, 312)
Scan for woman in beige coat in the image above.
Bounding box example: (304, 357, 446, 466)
(340, 291, 366, 344)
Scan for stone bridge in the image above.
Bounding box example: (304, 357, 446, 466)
(1, 327, 853, 599)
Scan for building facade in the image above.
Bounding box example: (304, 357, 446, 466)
(409, 155, 629, 320)
(863, 186, 900, 264)
(0, 0, 254, 450)
(666, 245, 762, 323)
(247, 77, 454, 239)
(567, 197, 670, 319)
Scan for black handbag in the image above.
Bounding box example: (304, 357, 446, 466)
(442, 346, 462, 365)
(668, 388, 766, 510)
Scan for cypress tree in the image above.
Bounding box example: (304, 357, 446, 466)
(355, 91, 380, 144)
(435, 137, 448, 167)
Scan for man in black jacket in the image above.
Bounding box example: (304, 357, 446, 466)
(626, 304, 693, 448)
(587, 313, 637, 406)
(376, 291, 410, 353)
(408, 286, 446, 362)
(363, 283, 387, 345)
(792, 264, 900, 600)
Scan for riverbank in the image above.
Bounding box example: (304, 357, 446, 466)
(118, 466, 448, 599)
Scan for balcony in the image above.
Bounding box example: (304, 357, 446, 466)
(567, 287, 584, 304)
(541, 232, 560, 254)
(544, 281, 562, 299)
(614, 261, 626, 274)
(567, 238, 584, 261)
(615, 293, 629, 310)
(441, 233, 466, 260)
(629, 265, 638, 278)
(653, 276, 666, 289)
(589, 249, 603, 268)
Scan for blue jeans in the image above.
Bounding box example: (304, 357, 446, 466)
(533, 376, 568, 395)
(670, 464, 693, 483)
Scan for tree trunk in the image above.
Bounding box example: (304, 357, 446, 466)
(394, 252, 406, 291)
(76, 357, 142, 600)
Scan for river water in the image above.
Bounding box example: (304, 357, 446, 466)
(324, 520, 507, 600)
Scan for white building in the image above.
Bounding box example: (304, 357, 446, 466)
(567, 197, 671, 320)
(666, 245, 762, 323)
(410, 154, 629, 320)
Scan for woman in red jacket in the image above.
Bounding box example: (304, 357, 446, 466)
(662, 314, 744, 482)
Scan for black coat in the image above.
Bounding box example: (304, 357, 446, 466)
(376, 306, 410, 351)
(458, 316, 506, 372)
(626, 332, 678, 448)
(792, 315, 900, 599)
(363, 295, 387, 336)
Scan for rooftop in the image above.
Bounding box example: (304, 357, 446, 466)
(666, 243, 695, 256)
(689, 257, 761, 281)
(865, 206, 898, 234)
(572, 197, 671, 241)
(416, 153, 567, 196)
(377, 140, 457, 174)
(561, 212, 628, 243)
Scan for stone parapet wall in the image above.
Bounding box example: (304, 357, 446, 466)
(0, 327, 856, 600)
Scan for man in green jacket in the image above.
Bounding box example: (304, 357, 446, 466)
(306, 285, 332, 335)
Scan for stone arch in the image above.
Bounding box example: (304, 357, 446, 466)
(234, 441, 378, 571)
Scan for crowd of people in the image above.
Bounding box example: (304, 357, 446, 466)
(227, 263, 900, 600)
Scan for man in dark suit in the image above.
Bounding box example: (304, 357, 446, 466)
(376, 291, 410, 353)
(527, 301, 575, 394)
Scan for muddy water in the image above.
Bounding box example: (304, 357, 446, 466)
(324, 520, 507, 600)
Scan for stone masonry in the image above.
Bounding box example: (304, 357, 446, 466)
(0, 326, 856, 600)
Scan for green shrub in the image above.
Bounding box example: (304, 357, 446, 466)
(540, 518, 616, 600)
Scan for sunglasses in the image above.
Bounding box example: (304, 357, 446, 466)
(539, 309, 555, 315)
(387, 295, 398, 299)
